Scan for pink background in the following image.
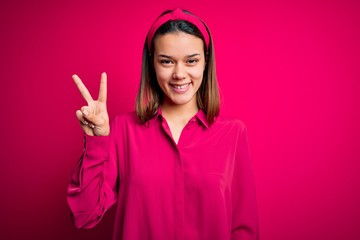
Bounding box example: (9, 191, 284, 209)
(1, 0, 359, 239)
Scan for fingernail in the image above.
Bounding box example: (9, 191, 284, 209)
(83, 109, 88, 116)
(83, 120, 88, 125)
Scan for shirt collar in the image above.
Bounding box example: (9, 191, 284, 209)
(146, 108, 209, 128)
(195, 109, 209, 128)
(145, 109, 162, 128)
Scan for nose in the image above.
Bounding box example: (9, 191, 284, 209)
(172, 64, 186, 80)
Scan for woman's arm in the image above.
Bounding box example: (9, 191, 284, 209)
(231, 123, 259, 240)
(66, 125, 118, 228)
(67, 73, 118, 228)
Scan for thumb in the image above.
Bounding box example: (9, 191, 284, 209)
(80, 106, 105, 126)
(81, 106, 92, 118)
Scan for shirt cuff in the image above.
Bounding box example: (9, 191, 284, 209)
(83, 133, 110, 162)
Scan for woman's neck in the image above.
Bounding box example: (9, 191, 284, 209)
(160, 100, 199, 144)
(160, 100, 199, 125)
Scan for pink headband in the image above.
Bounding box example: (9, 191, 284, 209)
(147, 8, 210, 51)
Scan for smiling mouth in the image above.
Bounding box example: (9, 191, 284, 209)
(170, 83, 191, 89)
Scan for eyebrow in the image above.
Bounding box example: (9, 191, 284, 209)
(157, 53, 201, 58)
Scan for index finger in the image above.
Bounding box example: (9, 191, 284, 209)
(98, 72, 107, 103)
(72, 74, 94, 103)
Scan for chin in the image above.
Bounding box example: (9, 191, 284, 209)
(168, 95, 195, 106)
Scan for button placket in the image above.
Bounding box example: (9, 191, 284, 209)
(173, 144, 185, 240)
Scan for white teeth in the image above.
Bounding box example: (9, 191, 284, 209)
(173, 83, 189, 89)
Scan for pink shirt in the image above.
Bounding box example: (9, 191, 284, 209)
(67, 110, 259, 240)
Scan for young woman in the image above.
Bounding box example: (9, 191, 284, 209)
(67, 8, 259, 240)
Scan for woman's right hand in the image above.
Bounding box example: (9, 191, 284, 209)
(72, 72, 109, 136)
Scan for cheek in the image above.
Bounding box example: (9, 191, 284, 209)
(189, 67, 204, 81)
(155, 70, 172, 91)
(154, 65, 171, 81)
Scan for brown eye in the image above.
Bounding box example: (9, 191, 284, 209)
(160, 59, 173, 64)
(187, 59, 199, 64)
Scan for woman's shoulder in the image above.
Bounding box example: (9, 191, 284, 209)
(112, 111, 140, 126)
(214, 114, 248, 132)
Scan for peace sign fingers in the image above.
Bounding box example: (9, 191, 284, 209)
(72, 73, 110, 136)
(72, 74, 94, 104)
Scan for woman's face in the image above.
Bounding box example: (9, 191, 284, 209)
(153, 32, 206, 109)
